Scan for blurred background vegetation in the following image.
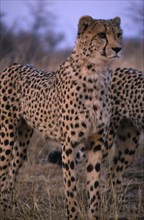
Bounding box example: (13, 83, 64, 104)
(0, 0, 143, 72)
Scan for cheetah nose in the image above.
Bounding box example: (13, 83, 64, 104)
(112, 47, 121, 53)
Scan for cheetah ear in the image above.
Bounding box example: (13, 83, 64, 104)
(78, 15, 94, 37)
(113, 17, 121, 26)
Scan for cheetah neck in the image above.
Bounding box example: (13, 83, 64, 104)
(64, 49, 112, 130)
(61, 49, 111, 84)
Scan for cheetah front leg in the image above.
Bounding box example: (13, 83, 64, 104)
(102, 122, 116, 165)
(61, 142, 79, 220)
(86, 128, 104, 220)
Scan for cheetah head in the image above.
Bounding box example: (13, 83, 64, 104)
(76, 16, 122, 63)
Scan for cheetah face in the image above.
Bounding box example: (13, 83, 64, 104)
(77, 16, 122, 62)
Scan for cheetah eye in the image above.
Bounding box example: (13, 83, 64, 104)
(117, 33, 122, 38)
(98, 32, 106, 39)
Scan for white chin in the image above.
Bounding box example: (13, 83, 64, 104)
(108, 55, 119, 59)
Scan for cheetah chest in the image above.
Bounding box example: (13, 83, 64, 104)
(60, 74, 111, 141)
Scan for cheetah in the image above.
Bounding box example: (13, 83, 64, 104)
(104, 68, 144, 184)
(49, 67, 144, 206)
(74, 67, 144, 201)
(0, 16, 122, 219)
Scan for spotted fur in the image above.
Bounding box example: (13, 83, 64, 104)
(48, 67, 144, 209)
(50, 67, 144, 206)
(72, 67, 144, 197)
(105, 68, 144, 192)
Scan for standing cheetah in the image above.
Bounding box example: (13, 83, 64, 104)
(75, 67, 144, 199)
(49, 67, 144, 206)
(0, 16, 122, 219)
(104, 67, 144, 198)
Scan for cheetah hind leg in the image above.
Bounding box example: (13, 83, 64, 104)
(8, 118, 34, 211)
(108, 119, 140, 211)
(0, 113, 18, 212)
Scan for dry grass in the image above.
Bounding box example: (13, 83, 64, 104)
(1, 132, 143, 220)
